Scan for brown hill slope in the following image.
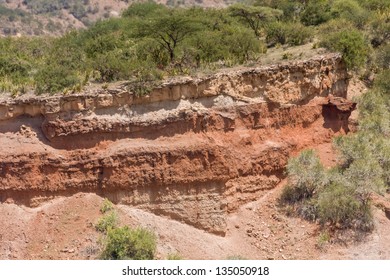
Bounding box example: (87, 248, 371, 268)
(0, 0, 231, 36)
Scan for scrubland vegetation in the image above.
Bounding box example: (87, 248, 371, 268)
(282, 70, 390, 233)
(1, 0, 387, 96)
(281, 0, 390, 234)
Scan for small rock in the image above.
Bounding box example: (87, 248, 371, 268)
(5, 198, 14, 204)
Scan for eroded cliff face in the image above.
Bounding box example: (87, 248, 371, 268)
(0, 53, 354, 235)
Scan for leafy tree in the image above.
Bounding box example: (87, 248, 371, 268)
(222, 25, 263, 63)
(229, 3, 282, 37)
(301, 0, 332, 26)
(330, 0, 370, 29)
(265, 21, 312, 46)
(359, 0, 390, 10)
(254, 0, 304, 22)
(137, 9, 200, 63)
(370, 13, 390, 47)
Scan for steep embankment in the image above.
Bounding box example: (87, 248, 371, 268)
(0, 53, 355, 236)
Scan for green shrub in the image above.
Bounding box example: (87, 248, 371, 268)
(374, 69, 390, 92)
(265, 21, 313, 47)
(330, 0, 370, 29)
(34, 65, 82, 94)
(360, 0, 390, 11)
(167, 253, 183, 260)
(317, 18, 354, 35)
(375, 44, 390, 71)
(100, 198, 114, 214)
(317, 183, 373, 230)
(95, 212, 118, 233)
(285, 23, 313, 46)
(317, 230, 331, 248)
(320, 29, 369, 70)
(300, 0, 332, 26)
(265, 21, 287, 46)
(100, 226, 156, 260)
(281, 150, 327, 203)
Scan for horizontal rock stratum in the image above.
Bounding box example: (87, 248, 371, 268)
(0, 53, 355, 235)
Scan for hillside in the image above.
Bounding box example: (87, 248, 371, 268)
(0, 0, 232, 36)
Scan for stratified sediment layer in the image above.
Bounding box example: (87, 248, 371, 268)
(0, 53, 354, 235)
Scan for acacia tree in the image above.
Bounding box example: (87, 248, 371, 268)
(139, 10, 200, 63)
(229, 4, 282, 37)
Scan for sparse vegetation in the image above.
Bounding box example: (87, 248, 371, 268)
(281, 68, 390, 233)
(281, 150, 374, 231)
(95, 211, 118, 233)
(167, 253, 183, 260)
(317, 231, 331, 249)
(100, 198, 115, 214)
(94, 198, 156, 260)
(8, 0, 385, 95)
(319, 29, 369, 70)
(10, 0, 390, 93)
(100, 226, 156, 260)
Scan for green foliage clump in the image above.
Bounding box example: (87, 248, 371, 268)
(167, 253, 183, 260)
(300, 0, 332, 26)
(281, 149, 373, 231)
(229, 3, 283, 37)
(100, 226, 156, 260)
(317, 182, 372, 230)
(265, 21, 313, 46)
(281, 150, 372, 230)
(100, 198, 115, 214)
(281, 150, 327, 203)
(0, 0, 388, 95)
(95, 197, 156, 260)
(320, 29, 369, 69)
(330, 0, 370, 29)
(95, 212, 118, 233)
(282, 65, 390, 233)
(375, 44, 390, 70)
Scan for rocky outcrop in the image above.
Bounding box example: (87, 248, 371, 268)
(0, 53, 354, 235)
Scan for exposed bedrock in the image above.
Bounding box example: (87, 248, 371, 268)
(0, 54, 355, 235)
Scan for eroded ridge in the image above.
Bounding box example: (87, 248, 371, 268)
(0, 53, 355, 235)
